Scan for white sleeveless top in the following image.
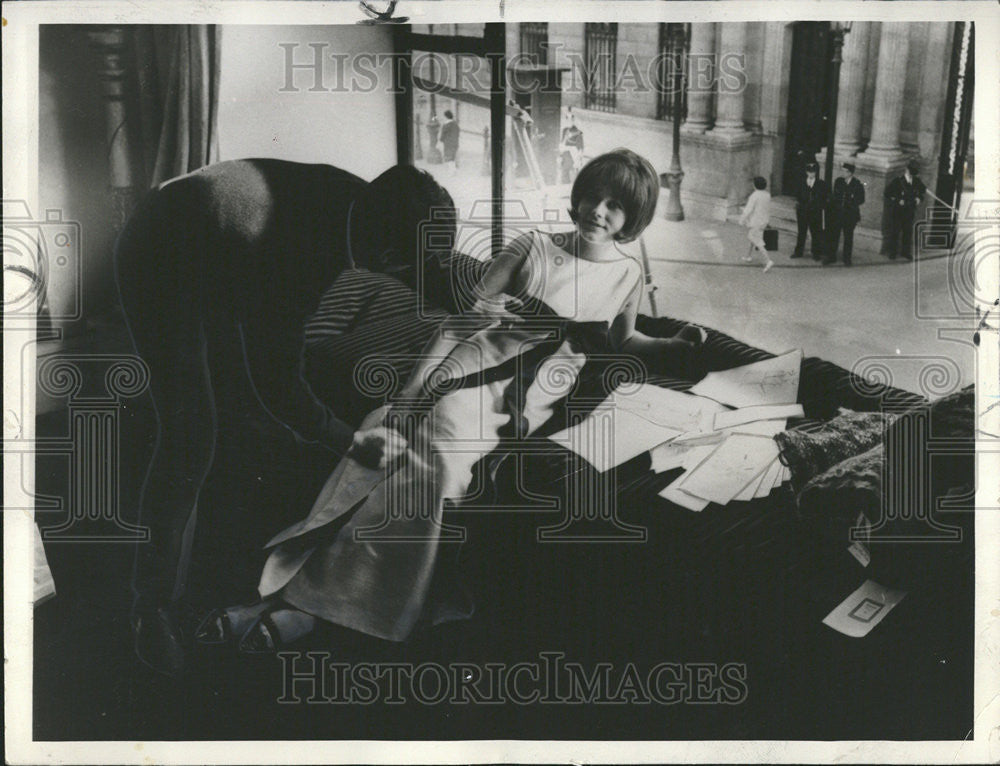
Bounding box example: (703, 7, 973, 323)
(519, 230, 642, 326)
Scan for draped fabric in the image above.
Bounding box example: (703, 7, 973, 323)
(131, 25, 222, 188)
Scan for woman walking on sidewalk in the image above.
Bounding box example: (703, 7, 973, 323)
(739, 176, 774, 273)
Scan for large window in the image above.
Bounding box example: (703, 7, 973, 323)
(584, 22, 617, 113)
(519, 22, 549, 65)
(656, 23, 690, 122)
(394, 24, 507, 257)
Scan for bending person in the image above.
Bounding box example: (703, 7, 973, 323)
(115, 159, 455, 673)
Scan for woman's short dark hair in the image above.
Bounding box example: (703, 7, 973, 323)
(753, 176, 767, 190)
(569, 149, 659, 243)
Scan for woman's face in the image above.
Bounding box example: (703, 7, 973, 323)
(576, 192, 627, 244)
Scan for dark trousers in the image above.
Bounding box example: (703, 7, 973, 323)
(115, 227, 348, 611)
(827, 212, 857, 264)
(794, 208, 824, 257)
(116, 236, 264, 609)
(885, 207, 917, 259)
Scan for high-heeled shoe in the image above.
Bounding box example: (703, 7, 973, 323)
(238, 608, 317, 654)
(194, 601, 270, 645)
(132, 605, 186, 676)
(194, 609, 233, 645)
(238, 613, 283, 654)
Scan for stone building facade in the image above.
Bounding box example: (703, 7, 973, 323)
(523, 21, 974, 233)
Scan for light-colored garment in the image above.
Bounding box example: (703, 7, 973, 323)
(740, 189, 771, 230)
(258, 230, 641, 641)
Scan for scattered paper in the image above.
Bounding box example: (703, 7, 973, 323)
(734, 460, 771, 502)
(671, 417, 787, 446)
(678, 433, 779, 506)
(658, 485, 711, 512)
(753, 457, 784, 499)
(549, 385, 724, 471)
(822, 579, 906, 638)
(682, 445, 716, 471)
(649, 441, 692, 473)
(689, 350, 803, 408)
(714, 403, 804, 430)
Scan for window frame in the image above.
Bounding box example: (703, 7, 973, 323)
(393, 24, 508, 257)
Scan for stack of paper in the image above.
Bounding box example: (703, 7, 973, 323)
(547, 384, 726, 472)
(650, 351, 804, 510)
(547, 352, 805, 511)
(689, 349, 803, 408)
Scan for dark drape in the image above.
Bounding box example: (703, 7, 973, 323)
(131, 25, 222, 188)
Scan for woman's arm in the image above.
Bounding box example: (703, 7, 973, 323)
(394, 231, 535, 402)
(609, 277, 702, 372)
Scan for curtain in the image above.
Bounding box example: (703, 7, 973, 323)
(131, 25, 222, 188)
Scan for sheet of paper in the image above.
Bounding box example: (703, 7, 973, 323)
(658, 485, 711, 512)
(649, 441, 691, 473)
(752, 457, 784, 499)
(822, 579, 906, 638)
(734, 459, 772, 501)
(672, 417, 787, 445)
(612, 384, 727, 433)
(678, 433, 779, 505)
(689, 349, 803, 408)
(548, 385, 725, 472)
(682, 445, 716, 471)
(727, 419, 788, 438)
(714, 403, 804, 430)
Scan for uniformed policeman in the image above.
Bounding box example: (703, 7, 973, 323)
(883, 161, 927, 260)
(791, 162, 829, 260)
(825, 162, 865, 266)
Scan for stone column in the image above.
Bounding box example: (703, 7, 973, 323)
(858, 22, 911, 163)
(833, 22, 872, 156)
(682, 22, 716, 133)
(709, 22, 748, 135)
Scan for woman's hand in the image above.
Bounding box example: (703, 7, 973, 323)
(471, 294, 524, 323)
(675, 323, 707, 347)
(348, 425, 408, 470)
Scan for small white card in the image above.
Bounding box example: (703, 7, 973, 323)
(822, 580, 906, 638)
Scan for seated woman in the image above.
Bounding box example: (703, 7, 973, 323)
(198, 149, 705, 651)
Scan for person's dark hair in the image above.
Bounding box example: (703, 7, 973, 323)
(753, 176, 767, 190)
(569, 148, 659, 243)
(444, 109, 454, 119)
(360, 165, 456, 278)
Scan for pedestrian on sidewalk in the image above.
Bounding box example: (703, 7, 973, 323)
(825, 162, 865, 266)
(883, 161, 926, 260)
(739, 176, 775, 273)
(437, 109, 460, 176)
(792, 162, 828, 260)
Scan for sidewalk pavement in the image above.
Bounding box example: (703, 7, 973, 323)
(633, 214, 945, 271)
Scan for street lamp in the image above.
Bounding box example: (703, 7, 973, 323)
(662, 23, 688, 221)
(824, 21, 853, 184)
(426, 24, 443, 163)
